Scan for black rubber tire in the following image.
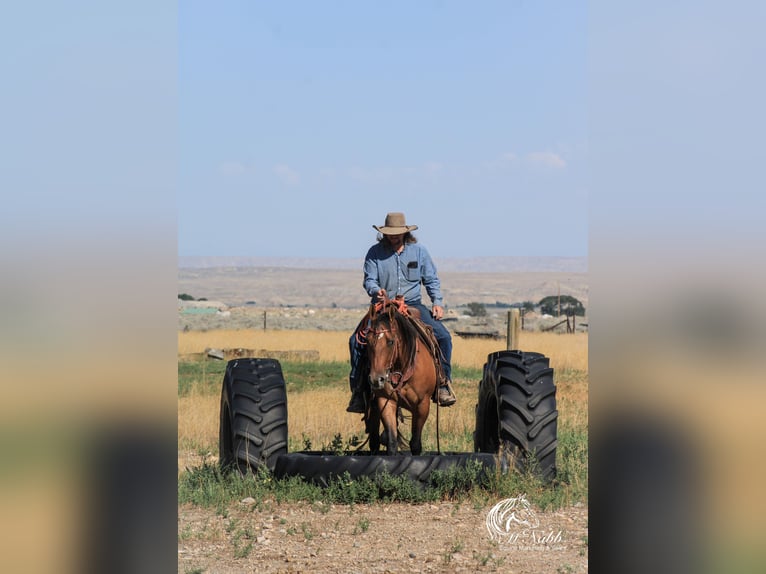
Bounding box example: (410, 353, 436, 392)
(474, 350, 558, 481)
(273, 452, 497, 488)
(219, 358, 288, 473)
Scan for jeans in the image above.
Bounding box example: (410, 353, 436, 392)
(348, 303, 452, 392)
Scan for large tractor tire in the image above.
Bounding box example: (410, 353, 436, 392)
(219, 358, 288, 473)
(273, 451, 497, 488)
(474, 350, 558, 481)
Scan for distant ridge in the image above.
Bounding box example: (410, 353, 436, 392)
(178, 256, 587, 273)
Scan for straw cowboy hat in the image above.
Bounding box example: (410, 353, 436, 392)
(373, 212, 419, 235)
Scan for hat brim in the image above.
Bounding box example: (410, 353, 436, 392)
(373, 224, 418, 235)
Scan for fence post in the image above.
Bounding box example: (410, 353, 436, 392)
(506, 309, 521, 350)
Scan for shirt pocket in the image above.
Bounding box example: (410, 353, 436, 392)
(406, 260, 421, 282)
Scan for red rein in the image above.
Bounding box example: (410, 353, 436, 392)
(355, 297, 409, 346)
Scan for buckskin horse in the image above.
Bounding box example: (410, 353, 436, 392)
(356, 297, 442, 455)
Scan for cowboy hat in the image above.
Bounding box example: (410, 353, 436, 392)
(373, 212, 418, 235)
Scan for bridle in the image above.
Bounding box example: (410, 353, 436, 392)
(365, 307, 418, 391)
(370, 325, 403, 389)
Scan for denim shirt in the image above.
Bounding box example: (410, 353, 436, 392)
(362, 242, 443, 307)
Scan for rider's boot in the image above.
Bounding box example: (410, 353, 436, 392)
(346, 389, 366, 413)
(437, 383, 456, 407)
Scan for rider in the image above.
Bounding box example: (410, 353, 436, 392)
(346, 212, 456, 413)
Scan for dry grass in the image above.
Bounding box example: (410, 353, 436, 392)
(178, 374, 587, 469)
(452, 331, 588, 372)
(178, 387, 220, 472)
(178, 329, 588, 371)
(178, 376, 493, 466)
(178, 329, 350, 363)
(286, 377, 490, 453)
(178, 328, 588, 470)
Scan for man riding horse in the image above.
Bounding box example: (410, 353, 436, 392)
(347, 212, 457, 413)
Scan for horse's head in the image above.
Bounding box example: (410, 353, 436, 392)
(365, 298, 420, 393)
(367, 309, 398, 392)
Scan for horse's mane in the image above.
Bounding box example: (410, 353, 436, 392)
(391, 307, 420, 368)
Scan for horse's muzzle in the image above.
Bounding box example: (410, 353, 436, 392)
(369, 371, 389, 391)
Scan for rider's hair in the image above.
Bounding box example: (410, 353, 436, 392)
(377, 232, 417, 244)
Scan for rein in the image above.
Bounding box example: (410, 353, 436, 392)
(355, 298, 409, 345)
(372, 305, 418, 392)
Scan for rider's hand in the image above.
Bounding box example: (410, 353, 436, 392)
(432, 305, 444, 320)
(376, 289, 387, 301)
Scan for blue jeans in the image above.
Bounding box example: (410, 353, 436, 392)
(348, 303, 452, 392)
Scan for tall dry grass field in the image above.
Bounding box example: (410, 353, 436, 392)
(178, 329, 588, 470)
(178, 329, 350, 362)
(178, 388, 220, 468)
(452, 331, 588, 372)
(178, 329, 587, 371)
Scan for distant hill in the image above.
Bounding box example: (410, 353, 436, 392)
(178, 256, 587, 274)
(178, 260, 588, 309)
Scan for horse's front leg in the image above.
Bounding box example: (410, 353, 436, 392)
(378, 397, 399, 455)
(409, 396, 431, 456)
(366, 400, 381, 454)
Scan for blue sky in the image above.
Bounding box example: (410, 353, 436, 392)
(4, 1, 759, 264)
(179, 1, 587, 259)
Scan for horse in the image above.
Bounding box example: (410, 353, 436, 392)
(357, 297, 440, 455)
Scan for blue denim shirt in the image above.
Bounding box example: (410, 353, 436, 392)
(362, 242, 444, 306)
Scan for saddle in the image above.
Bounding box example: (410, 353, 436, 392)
(403, 311, 449, 388)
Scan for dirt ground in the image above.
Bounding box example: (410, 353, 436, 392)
(178, 499, 588, 573)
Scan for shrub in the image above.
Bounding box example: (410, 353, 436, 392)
(538, 295, 585, 316)
(465, 302, 487, 317)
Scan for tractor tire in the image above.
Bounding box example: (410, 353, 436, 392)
(273, 452, 497, 488)
(219, 358, 288, 473)
(474, 350, 558, 481)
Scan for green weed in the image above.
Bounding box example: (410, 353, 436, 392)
(177, 360, 227, 396)
(233, 541, 253, 559)
(353, 517, 370, 534)
(473, 550, 492, 566)
(300, 522, 314, 541)
(443, 540, 464, 564)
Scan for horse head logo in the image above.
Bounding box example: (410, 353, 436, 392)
(486, 494, 540, 542)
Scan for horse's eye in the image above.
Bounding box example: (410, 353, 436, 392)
(387, 339, 394, 347)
